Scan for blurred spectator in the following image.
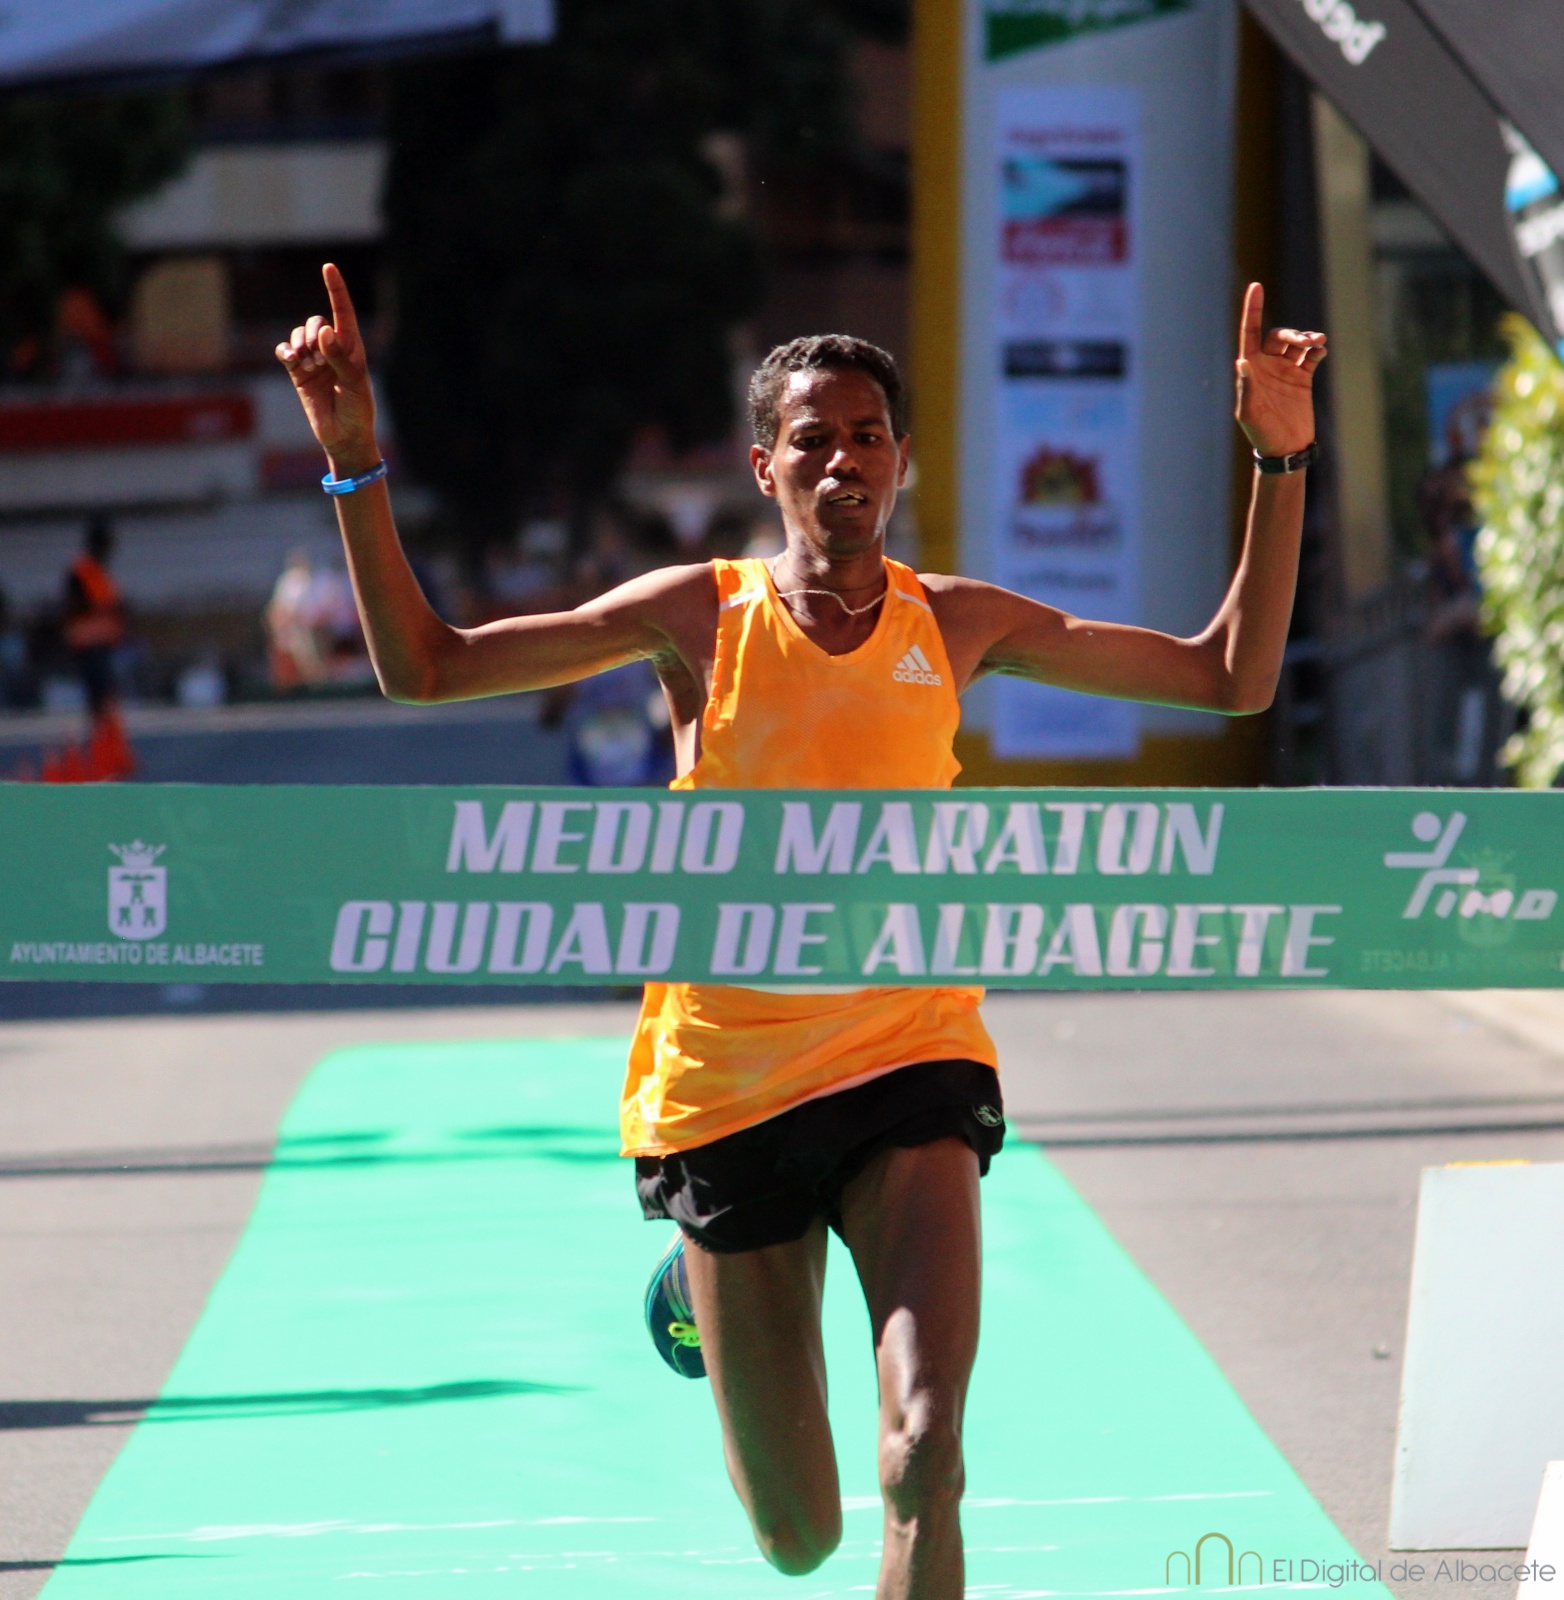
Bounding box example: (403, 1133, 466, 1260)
(1421, 372, 1494, 647)
(409, 556, 450, 624)
(266, 548, 328, 688)
(176, 655, 228, 708)
(487, 547, 560, 616)
(0, 585, 32, 709)
(705, 507, 753, 561)
(64, 517, 125, 697)
(657, 485, 720, 555)
(61, 516, 135, 777)
(57, 288, 119, 381)
(317, 564, 375, 684)
(743, 519, 785, 561)
(466, 521, 564, 626)
(475, 505, 695, 627)
(577, 505, 636, 591)
(548, 659, 673, 787)
(626, 507, 680, 570)
(1421, 452, 1481, 645)
(1420, 448, 1496, 782)
(265, 549, 371, 690)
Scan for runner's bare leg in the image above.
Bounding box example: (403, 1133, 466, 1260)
(681, 1220, 842, 1574)
(840, 1138, 982, 1600)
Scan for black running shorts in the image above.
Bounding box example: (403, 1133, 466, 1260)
(635, 1058, 1005, 1254)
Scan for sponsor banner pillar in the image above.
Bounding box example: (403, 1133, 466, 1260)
(912, 0, 968, 577)
(952, 0, 1240, 774)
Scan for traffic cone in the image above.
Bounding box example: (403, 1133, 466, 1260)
(89, 712, 136, 780)
(86, 727, 109, 780)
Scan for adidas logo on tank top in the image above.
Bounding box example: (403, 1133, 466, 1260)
(893, 643, 943, 686)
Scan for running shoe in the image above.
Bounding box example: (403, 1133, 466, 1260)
(644, 1233, 705, 1378)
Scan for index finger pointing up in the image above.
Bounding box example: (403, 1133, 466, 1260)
(1239, 281, 1264, 360)
(322, 262, 361, 354)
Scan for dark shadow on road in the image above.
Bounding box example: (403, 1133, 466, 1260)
(1019, 1114, 1564, 1147)
(0, 980, 619, 1022)
(0, 1378, 580, 1432)
(1027, 1091, 1564, 1124)
(0, 1125, 620, 1180)
(1010, 1091, 1564, 1147)
(0, 1556, 215, 1571)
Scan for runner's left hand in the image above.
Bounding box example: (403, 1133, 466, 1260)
(1234, 282, 1326, 459)
(275, 263, 379, 476)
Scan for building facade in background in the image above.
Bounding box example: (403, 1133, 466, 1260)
(0, 39, 916, 712)
(0, 5, 1531, 791)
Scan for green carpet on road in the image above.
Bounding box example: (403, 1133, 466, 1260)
(41, 1038, 1384, 1596)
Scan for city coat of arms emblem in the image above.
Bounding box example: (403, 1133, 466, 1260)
(108, 842, 167, 940)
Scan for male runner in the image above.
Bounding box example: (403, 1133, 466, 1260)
(278, 264, 1323, 1600)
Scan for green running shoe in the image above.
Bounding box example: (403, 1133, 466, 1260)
(644, 1233, 705, 1378)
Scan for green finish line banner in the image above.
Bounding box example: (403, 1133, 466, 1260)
(2, 785, 1562, 990)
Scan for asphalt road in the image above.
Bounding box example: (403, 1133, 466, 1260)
(3, 990, 1563, 1599)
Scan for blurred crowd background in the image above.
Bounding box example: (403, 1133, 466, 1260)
(0, 3, 918, 782)
(0, 0, 1540, 791)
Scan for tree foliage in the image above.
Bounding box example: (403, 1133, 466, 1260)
(1472, 313, 1564, 787)
(0, 90, 190, 362)
(383, 0, 894, 563)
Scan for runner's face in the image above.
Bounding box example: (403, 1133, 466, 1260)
(752, 369, 909, 560)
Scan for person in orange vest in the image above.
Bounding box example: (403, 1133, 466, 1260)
(61, 516, 135, 778)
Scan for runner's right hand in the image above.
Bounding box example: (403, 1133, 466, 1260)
(275, 263, 380, 475)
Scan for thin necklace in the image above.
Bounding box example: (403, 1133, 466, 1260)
(773, 586, 886, 618)
(771, 560, 888, 619)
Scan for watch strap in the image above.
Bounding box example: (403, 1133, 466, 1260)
(1253, 441, 1319, 475)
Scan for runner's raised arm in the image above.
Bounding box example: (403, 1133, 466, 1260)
(275, 264, 712, 705)
(923, 282, 1325, 713)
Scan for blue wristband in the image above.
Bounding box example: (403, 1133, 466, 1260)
(322, 459, 388, 495)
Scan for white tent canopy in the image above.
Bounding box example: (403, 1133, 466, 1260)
(0, 0, 554, 89)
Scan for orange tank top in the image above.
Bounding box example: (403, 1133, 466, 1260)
(619, 556, 997, 1157)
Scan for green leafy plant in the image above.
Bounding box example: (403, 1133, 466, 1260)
(1472, 313, 1564, 787)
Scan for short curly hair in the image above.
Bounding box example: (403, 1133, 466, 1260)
(747, 334, 907, 451)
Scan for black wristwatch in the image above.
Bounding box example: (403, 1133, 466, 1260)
(1253, 441, 1319, 474)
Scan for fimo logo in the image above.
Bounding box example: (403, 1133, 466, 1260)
(1383, 810, 1558, 923)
